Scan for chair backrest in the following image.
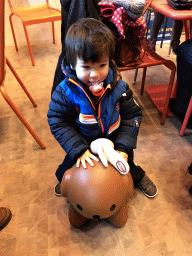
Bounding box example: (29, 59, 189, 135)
(0, 0, 5, 86)
(7, 0, 49, 9)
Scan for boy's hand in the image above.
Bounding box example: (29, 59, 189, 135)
(116, 150, 128, 162)
(90, 139, 129, 174)
(76, 149, 99, 169)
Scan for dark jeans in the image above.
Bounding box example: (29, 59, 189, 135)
(55, 149, 145, 187)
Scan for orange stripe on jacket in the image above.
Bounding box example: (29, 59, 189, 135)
(108, 115, 121, 134)
(79, 113, 97, 124)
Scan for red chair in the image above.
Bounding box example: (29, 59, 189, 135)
(180, 96, 192, 136)
(118, 38, 176, 125)
(116, 0, 176, 125)
(0, 0, 45, 149)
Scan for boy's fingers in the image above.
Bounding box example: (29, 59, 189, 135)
(81, 159, 87, 169)
(90, 154, 99, 162)
(76, 159, 80, 167)
(85, 157, 94, 167)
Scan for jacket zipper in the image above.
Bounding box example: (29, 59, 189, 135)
(69, 78, 109, 134)
(97, 86, 111, 135)
(132, 117, 139, 136)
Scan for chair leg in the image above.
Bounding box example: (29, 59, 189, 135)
(180, 96, 192, 136)
(160, 17, 168, 48)
(22, 23, 35, 66)
(6, 58, 37, 107)
(9, 13, 18, 52)
(52, 21, 55, 44)
(133, 69, 138, 84)
(161, 68, 176, 125)
(171, 80, 177, 98)
(0, 85, 46, 149)
(184, 20, 189, 41)
(140, 68, 147, 95)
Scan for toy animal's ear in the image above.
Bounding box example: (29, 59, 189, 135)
(60, 169, 72, 197)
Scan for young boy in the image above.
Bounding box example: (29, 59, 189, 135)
(47, 18, 157, 198)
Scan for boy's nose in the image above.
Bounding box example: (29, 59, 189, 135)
(90, 69, 99, 79)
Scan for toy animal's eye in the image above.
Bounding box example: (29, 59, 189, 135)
(110, 204, 116, 211)
(77, 204, 83, 211)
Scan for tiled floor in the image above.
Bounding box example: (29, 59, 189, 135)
(0, 40, 192, 256)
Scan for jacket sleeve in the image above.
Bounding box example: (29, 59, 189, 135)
(47, 85, 89, 160)
(113, 84, 142, 152)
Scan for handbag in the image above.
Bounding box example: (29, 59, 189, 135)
(114, 29, 146, 67)
(99, 0, 147, 67)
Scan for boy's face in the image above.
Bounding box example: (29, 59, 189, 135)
(75, 55, 109, 94)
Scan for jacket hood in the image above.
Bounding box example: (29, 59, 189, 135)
(61, 58, 120, 91)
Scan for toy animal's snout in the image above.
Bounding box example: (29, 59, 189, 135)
(93, 215, 101, 220)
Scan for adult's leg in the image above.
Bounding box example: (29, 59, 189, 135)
(51, 5, 67, 95)
(171, 20, 183, 54)
(51, 51, 65, 95)
(150, 11, 165, 50)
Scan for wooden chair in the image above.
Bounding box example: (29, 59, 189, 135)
(7, 0, 61, 66)
(0, 0, 45, 149)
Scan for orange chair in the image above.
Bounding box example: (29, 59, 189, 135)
(0, 0, 45, 149)
(118, 38, 176, 125)
(7, 0, 61, 66)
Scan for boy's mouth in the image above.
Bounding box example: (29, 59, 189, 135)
(89, 82, 104, 94)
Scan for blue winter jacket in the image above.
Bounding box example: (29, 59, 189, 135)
(47, 60, 142, 162)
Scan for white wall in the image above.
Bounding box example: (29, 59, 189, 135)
(5, 0, 62, 47)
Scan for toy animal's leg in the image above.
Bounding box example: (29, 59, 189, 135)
(108, 202, 128, 228)
(68, 204, 88, 228)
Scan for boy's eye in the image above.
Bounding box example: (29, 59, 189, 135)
(82, 66, 90, 69)
(100, 64, 107, 68)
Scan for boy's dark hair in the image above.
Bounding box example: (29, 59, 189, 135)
(65, 18, 116, 68)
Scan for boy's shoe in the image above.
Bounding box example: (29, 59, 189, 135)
(54, 182, 62, 196)
(0, 207, 12, 231)
(138, 174, 158, 198)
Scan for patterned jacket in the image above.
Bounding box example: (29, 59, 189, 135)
(47, 60, 142, 162)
